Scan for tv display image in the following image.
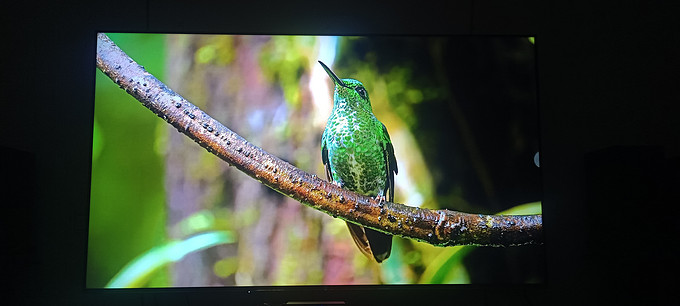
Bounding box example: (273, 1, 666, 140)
(88, 33, 543, 288)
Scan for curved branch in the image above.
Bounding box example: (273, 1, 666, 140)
(95, 33, 542, 247)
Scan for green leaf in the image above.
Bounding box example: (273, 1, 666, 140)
(498, 201, 541, 215)
(419, 245, 472, 284)
(106, 231, 236, 288)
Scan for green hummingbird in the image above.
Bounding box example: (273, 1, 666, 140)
(319, 61, 398, 263)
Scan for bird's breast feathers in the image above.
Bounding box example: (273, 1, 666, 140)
(324, 118, 387, 196)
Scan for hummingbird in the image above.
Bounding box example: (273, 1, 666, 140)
(319, 61, 398, 263)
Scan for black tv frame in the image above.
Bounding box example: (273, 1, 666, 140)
(4, 1, 679, 305)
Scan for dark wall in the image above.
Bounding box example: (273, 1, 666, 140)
(1, 0, 678, 305)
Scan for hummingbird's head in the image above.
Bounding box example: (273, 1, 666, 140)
(319, 61, 372, 111)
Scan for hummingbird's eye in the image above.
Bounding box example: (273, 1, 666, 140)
(355, 86, 368, 99)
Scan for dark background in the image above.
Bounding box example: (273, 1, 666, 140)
(1, 0, 678, 305)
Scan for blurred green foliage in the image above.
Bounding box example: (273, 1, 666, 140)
(195, 36, 235, 65)
(87, 33, 168, 288)
(259, 36, 316, 108)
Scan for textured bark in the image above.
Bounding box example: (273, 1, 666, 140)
(96, 33, 543, 250)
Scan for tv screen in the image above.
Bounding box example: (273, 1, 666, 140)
(88, 33, 542, 288)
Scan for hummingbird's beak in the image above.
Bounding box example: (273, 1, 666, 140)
(319, 61, 348, 88)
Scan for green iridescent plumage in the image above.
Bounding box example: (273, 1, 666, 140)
(319, 61, 398, 263)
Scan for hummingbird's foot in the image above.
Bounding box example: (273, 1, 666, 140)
(374, 194, 387, 205)
(331, 180, 343, 188)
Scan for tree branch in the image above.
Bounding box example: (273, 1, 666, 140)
(95, 33, 542, 247)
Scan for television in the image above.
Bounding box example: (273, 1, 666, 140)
(88, 32, 542, 302)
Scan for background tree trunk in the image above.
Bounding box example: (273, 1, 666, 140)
(164, 35, 329, 285)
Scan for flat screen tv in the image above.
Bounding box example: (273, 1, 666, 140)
(88, 32, 542, 299)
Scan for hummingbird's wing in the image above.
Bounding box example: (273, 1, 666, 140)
(381, 123, 398, 203)
(321, 144, 334, 185)
(359, 122, 399, 263)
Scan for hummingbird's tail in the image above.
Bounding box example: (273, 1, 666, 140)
(346, 222, 392, 263)
(365, 227, 392, 263)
